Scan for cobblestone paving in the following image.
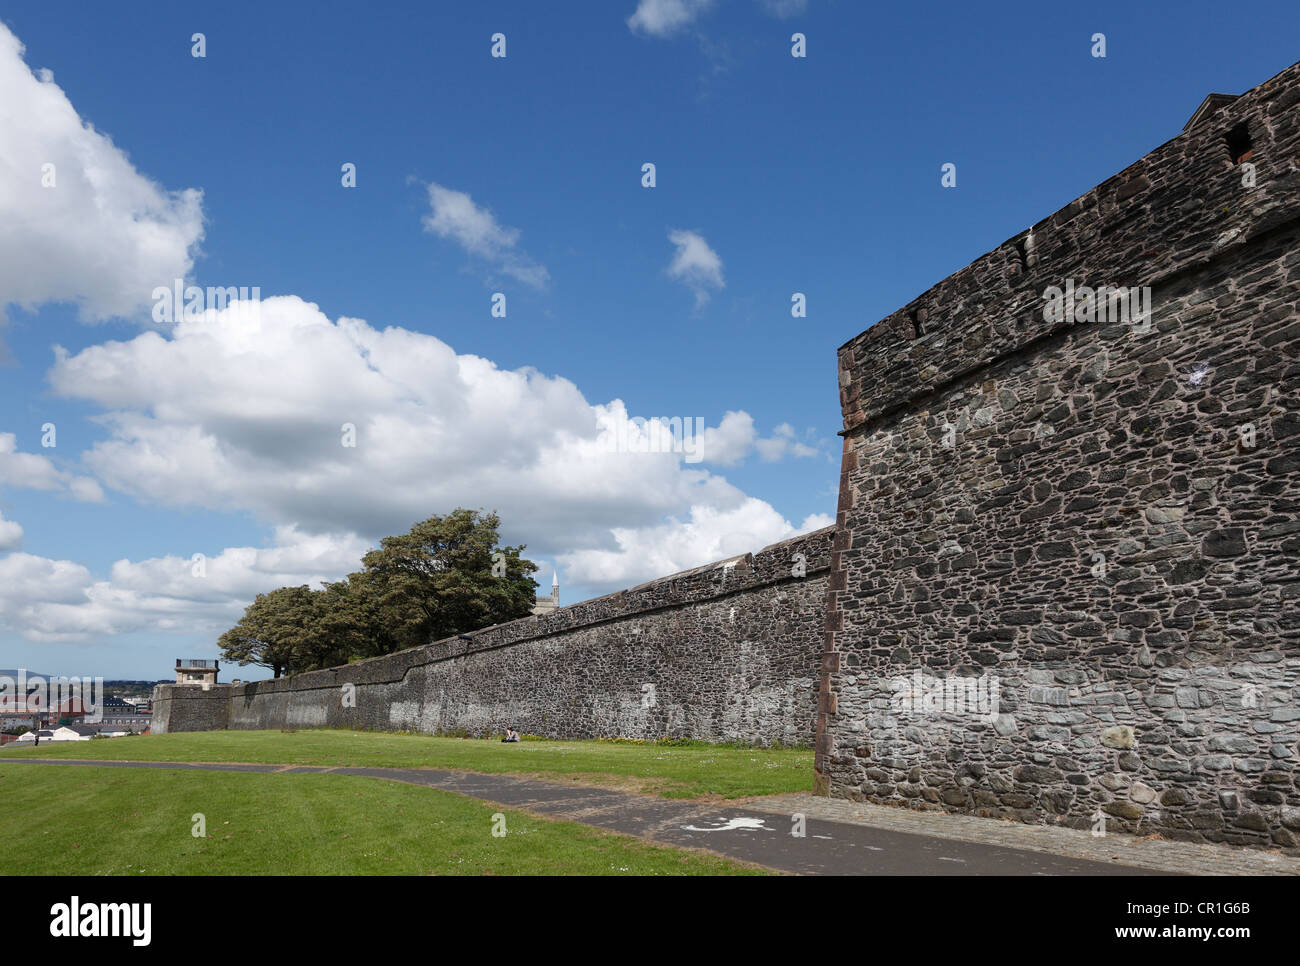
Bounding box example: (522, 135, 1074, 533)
(750, 793, 1300, 876)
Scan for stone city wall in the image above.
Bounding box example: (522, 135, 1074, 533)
(154, 527, 832, 745)
(819, 59, 1300, 850)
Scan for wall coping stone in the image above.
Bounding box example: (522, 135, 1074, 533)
(215, 526, 834, 698)
(837, 58, 1300, 435)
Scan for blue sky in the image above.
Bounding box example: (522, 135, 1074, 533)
(1, 1, 1296, 679)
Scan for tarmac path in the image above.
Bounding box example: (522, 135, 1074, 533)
(1, 757, 1172, 876)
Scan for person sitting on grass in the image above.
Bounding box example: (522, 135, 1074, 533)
(502, 727, 520, 743)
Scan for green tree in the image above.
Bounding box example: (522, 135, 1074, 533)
(218, 585, 334, 678)
(357, 509, 538, 651)
(218, 509, 538, 674)
(312, 578, 386, 661)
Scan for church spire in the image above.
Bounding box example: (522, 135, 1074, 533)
(531, 568, 560, 615)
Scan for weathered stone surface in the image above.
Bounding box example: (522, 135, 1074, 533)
(155, 528, 834, 746)
(819, 60, 1300, 854)
(1130, 782, 1157, 804)
(1105, 802, 1146, 820)
(1203, 528, 1248, 557)
(1102, 726, 1137, 749)
(150, 687, 229, 732)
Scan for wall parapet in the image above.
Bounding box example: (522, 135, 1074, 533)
(838, 59, 1300, 435)
(186, 525, 832, 705)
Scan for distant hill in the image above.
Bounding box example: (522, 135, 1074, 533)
(0, 669, 54, 681)
(0, 673, 166, 700)
(103, 680, 169, 699)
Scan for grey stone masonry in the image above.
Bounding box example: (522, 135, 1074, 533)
(818, 59, 1300, 853)
(154, 527, 832, 745)
(150, 685, 230, 733)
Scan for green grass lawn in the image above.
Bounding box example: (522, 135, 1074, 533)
(0, 730, 814, 798)
(0, 764, 765, 875)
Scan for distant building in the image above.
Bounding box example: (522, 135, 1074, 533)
(11, 725, 93, 743)
(0, 671, 98, 728)
(0, 707, 41, 732)
(73, 722, 136, 737)
(175, 659, 219, 687)
(52, 697, 91, 723)
(94, 711, 152, 733)
(0, 686, 45, 724)
(531, 571, 559, 616)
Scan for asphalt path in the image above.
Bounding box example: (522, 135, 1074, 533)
(2, 758, 1166, 876)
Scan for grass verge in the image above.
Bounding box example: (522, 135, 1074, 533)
(0, 764, 766, 875)
(0, 729, 814, 799)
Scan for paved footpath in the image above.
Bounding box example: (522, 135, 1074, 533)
(7, 758, 1296, 875)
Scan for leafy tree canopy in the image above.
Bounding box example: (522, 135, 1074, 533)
(218, 509, 539, 676)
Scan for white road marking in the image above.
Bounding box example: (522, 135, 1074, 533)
(680, 817, 772, 832)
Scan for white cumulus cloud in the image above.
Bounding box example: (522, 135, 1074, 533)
(0, 511, 22, 551)
(421, 181, 549, 288)
(627, 0, 716, 36)
(0, 21, 204, 323)
(559, 500, 832, 587)
(697, 411, 756, 466)
(0, 527, 371, 643)
(666, 229, 725, 306)
(0, 433, 104, 502)
(43, 295, 826, 598)
(755, 422, 820, 461)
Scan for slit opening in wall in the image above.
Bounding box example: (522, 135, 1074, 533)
(1014, 236, 1030, 270)
(1225, 123, 1252, 164)
(1006, 234, 1032, 287)
(910, 308, 927, 338)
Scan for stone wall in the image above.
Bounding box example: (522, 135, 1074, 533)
(818, 60, 1300, 850)
(154, 527, 832, 745)
(151, 685, 230, 733)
